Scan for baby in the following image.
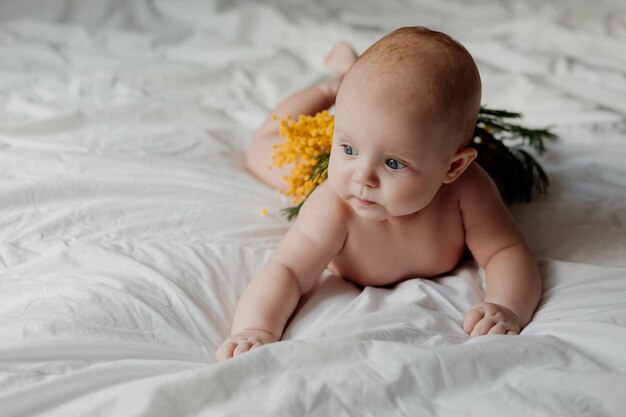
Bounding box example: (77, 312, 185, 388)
(216, 27, 542, 362)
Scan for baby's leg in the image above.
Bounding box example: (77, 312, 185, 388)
(246, 78, 341, 191)
(246, 42, 357, 191)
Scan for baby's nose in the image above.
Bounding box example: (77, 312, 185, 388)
(352, 166, 378, 188)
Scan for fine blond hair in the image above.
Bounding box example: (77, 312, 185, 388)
(355, 27, 482, 150)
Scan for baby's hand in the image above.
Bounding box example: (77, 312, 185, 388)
(463, 302, 522, 338)
(215, 329, 278, 362)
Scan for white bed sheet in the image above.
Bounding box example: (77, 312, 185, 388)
(1, 0, 625, 416)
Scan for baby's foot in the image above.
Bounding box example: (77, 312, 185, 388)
(323, 41, 358, 76)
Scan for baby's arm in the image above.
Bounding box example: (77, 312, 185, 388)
(459, 165, 542, 337)
(215, 184, 349, 361)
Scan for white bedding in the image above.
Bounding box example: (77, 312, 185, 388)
(1, 1, 626, 416)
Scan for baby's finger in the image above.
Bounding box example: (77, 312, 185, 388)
(215, 341, 237, 362)
(463, 308, 484, 334)
(487, 322, 512, 336)
(470, 317, 495, 338)
(249, 342, 264, 351)
(233, 341, 254, 357)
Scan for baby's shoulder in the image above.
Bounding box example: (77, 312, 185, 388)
(455, 163, 497, 191)
(455, 162, 503, 208)
(298, 182, 351, 222)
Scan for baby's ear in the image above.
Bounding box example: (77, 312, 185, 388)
(443, 147, 477, 184)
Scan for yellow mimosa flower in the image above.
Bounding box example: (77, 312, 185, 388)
(271, 111, 334, 205)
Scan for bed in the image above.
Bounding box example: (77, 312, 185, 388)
(1, 0, 625, 415)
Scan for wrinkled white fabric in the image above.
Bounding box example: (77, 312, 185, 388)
(1, 1, 625, 416)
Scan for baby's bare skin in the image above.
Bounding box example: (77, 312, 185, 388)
(216, 28, 541, 362)
(327, 180, 465, 285)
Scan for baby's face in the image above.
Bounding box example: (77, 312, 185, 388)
(328, 65, 453, 221)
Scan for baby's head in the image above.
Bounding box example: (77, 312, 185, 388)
(328, 27, 482, 220)
(347, 27, 481, 152)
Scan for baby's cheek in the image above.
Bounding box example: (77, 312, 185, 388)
(389, 183, 429, 214)
(327, 160, 348, 194)
(327, 172, 346, 199)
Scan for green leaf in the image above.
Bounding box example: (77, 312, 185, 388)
(472, 106, 556, 203)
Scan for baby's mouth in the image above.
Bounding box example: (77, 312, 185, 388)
(354, 196, 375, 207)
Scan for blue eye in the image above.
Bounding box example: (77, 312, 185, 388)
(386, 159, 406, 170)
(343, 145, 355, 156)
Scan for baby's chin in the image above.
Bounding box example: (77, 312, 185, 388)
(350, 198, 432, 222)
(352, 208, 387, 221)
(347, 199, 395, 221)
